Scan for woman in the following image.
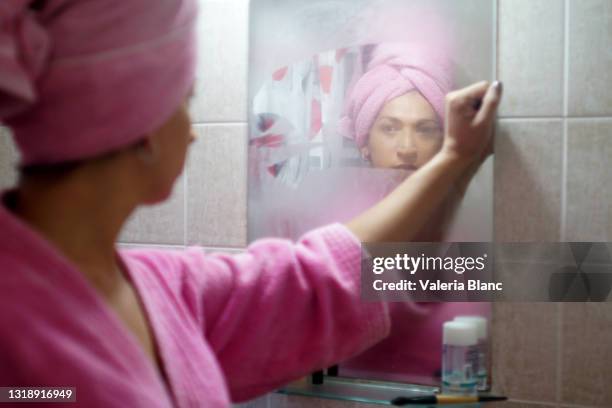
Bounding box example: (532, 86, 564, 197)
(0, 1, 501, 406)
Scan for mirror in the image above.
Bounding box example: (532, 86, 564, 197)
(248, 0, 494, 393)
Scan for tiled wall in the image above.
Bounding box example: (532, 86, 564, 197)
(491, 2, 612, 408)
(0, 1, 610, 408)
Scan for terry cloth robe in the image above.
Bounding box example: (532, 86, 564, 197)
(0, 197, 390, 407)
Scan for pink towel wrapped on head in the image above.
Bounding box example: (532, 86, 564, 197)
(339, 42, 454, 148)
(0, 0, 197, 165)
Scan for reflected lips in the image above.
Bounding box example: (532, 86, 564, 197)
(392, 164, 417, 171)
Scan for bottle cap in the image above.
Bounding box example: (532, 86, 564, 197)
(454, 316, 488, 340)
(443, 321, 478, 346)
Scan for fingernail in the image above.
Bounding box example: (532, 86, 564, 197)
(492, 80, 503, 96)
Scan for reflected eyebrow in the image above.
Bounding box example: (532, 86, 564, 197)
(415, 119, 441, 127)
(378, 116, 439, 126)
(377, 116, 402, 124)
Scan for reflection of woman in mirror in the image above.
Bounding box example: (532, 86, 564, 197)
(337, 43, 491, 385)
(340, 42, 450, 172)
(340, 42, 478, 242)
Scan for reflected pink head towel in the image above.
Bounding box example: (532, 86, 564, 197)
(0, 0, 198, 165)
(339, 42, 454, 148)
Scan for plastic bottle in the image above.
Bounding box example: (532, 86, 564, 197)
(442, 321, 478, 396)
(454, 316, 489, 391)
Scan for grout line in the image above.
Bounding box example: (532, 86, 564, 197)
(492, 0, 498, 243)
(561, 0, 570, 243)
(238, 0, 253, 248)
(118, 242, 186, 249)
(559, 122, 567, 401)
(498, 116, 612, 120)
(188, 245, 247, 252)
(563, 0, 570, 119)
(563, 116, 612, 121)
(242, 125, 250, 247)
(183, 163, 188, 247)
(498, 117, 563, 122)
(493, 0, 499, 80)
(558, 1, 570, 405)
(191, 121, 248, 126)
(561, 119, 568, 241)
(557, 302, 564, 405)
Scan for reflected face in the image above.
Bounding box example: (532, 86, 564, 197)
(362, 91, 443, 170)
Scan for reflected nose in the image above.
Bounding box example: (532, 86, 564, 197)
(395, 132, 417, 161)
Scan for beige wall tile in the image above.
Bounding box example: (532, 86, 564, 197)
(568, 0, 612, 116)
(498, 0, 564, 117)
(565, 119, 612, 241)
(119, 175, 186, 245)
(486, 403, 556, 408)
(494, 120, 563, 241)
(494, 260, 563, 302)
(491, 303, 559, 402)
(186, 124, 247, 247)
(561, 303, 612, 407)
(190, 0, 249, 123)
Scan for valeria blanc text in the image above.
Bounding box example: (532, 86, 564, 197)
(372, 279, 503, 291)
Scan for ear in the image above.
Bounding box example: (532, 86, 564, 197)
(133, 136, 159, 166)
(359, 146, 371, 162)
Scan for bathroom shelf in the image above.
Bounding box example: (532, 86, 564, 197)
(278, 376, 488, 406)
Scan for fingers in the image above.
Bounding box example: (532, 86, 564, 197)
(446, 81, 503, 122)
(445, 81, 490, 115)
(454, 80, 490, 100)
(474, 81, 503, 126)
(442, 80, 503, 161)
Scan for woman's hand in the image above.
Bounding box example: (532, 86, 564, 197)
(441, 81, 502, 165)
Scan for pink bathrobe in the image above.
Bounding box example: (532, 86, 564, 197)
(0, 197, 390, 407)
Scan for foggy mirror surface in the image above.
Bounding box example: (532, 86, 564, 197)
(248, 0, 494, 387)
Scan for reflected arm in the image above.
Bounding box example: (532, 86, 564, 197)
(346, 150, 473, 242)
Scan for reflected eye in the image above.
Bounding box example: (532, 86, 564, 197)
(380, 124, 400, 134)
(416, 124, 442, 138)
(419, 127, 440, 133)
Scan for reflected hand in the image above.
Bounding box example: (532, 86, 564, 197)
(442, 81, 502, 164)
